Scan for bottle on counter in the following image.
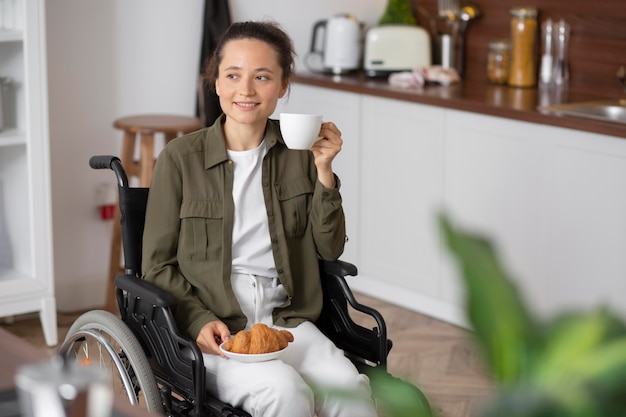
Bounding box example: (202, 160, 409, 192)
(487, 40, 511, 85)
(508, 7, 538, 88)
(539, 18, 554, 86)
(552, 19, 571, 87)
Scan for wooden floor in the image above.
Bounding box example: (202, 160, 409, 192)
(0, 293, 493, 417)
(351, 294, 494, 417)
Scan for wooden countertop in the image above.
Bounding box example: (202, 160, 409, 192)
(294, 72, 626, 140)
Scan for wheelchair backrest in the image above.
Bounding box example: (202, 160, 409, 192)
(89, 154, 148, 277)
(91, 156, 211, 415)
(119, 186, 149, 277)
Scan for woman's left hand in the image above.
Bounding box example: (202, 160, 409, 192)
(311, 121, 343, 188)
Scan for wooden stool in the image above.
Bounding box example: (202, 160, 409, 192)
(107, 114, 202, 313)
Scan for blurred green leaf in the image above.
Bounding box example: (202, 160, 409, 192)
(368, 368, 433, 417)
(478, 386, 565, 417)
(533, 310, 625, 385)
(440, 212, 626, 416)
(311, 367, 433, 417)
(440, 214, 535, 382)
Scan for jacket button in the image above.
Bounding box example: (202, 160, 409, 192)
(271, 238, 278, 244)
(277, 269, 284, 274)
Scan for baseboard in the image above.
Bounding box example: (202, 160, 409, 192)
(345, 274, 471, 330)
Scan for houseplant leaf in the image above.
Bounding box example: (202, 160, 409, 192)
(533, 309, 626, 385)
(441, 212, 626, 416)
(440, 214, 536, 382)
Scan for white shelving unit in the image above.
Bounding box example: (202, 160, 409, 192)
(0, 0, 56, 346)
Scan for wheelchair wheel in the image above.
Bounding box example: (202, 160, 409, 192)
(58, 310, 163, 413)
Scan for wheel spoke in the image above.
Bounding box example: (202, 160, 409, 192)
(57, 311, 162, 413)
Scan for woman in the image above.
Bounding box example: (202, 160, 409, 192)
(142, 21, 377, 417)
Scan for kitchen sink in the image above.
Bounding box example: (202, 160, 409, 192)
(539, 99, 626, 125)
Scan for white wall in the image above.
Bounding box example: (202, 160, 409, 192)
(47, 0, 203, 311)
(46, 1, 387, 311)
(229, 0, 387, 71)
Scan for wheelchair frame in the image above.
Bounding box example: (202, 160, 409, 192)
(59, 155, 397, 417)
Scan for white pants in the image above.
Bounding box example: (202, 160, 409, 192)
(200, 273, 378, 417)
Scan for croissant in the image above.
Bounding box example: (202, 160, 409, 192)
(275, 330, 289, 350)
(231, 330, 251, 353)
(250, 323, 280, 354)
(224, 323, 294, 354)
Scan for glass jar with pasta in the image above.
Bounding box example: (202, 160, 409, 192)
(508, 7, 538, 88)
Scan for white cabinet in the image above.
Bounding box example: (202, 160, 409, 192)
(292, 81, 626, 328)
(357, 96, 465, 325)
(0, 0, 56, 346)
(537, 126, 626, 318)
(360, 96, 445, 299)
(442, 111, 626, 320)
(441, 111, 553, 315)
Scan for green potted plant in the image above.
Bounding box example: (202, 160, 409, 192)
(378, 0, 417, 26)
(440, 214, 626, 417)
(321, 213, 626, 417)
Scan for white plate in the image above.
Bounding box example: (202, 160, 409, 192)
(219, 343, 286, 363)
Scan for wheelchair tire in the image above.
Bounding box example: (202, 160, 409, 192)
(58, 310, 163, 413)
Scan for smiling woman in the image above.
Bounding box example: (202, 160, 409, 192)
(214, 38, 289, 149)
(140, 20, 372, 417)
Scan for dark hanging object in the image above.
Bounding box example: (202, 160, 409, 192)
(197, 0, 231, 127)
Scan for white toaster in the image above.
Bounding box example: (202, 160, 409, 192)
(364, 25, 431, 77)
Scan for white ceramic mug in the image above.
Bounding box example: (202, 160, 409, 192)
(279, 113, 323, 150)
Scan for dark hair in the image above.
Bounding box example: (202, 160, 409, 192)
(204, 21, 295, 90)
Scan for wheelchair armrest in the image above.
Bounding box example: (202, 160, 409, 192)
(317, 259, 391, 369)
(319, 259, 358, 278)
(114, 274, 176, 307)
(319, 260, 385, 332)
(114, 274, 209, 414)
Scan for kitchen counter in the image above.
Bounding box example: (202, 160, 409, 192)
(294, 71, 626, 139)
(280, 76, 626, 329)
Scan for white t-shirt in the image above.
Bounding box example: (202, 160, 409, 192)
(227, 140, 277, 277)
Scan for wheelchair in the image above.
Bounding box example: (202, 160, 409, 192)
(58, 155, 430, 417)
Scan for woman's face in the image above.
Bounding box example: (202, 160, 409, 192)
(215, 38, 288, 129)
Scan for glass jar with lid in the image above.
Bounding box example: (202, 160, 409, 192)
(487, 40, 511, 85)
(508, 7, 538, 87)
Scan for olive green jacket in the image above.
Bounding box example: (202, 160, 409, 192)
(142, 115, 346, 339)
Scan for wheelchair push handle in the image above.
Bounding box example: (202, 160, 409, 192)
(89, 155, 118, 170)
(89, 155, 129, 188)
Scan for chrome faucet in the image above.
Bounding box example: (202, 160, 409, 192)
(618, 66, 626, 92)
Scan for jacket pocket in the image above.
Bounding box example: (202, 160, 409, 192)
(275, 177, 314, 237)
(179, 200, 223, 261)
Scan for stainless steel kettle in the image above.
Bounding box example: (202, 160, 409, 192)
(307, 14, 362, 74)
